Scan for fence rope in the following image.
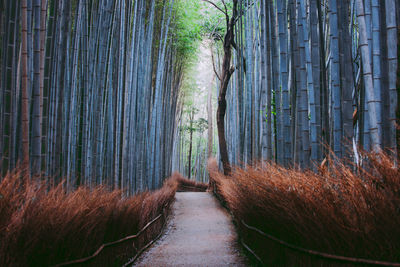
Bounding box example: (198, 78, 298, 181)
(240, 238, 264, 265)
(240, 219, 400, 267)
(52, 205, 169, 267)
(122, 207, 169, 267)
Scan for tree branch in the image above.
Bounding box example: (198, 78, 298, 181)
(208, 18, 224, 81)
(220, 0, 229, 24)
(202, 0, 228, 17)
(231, 39, 238, 50)
(209, 17, 223, 41)
(231, 39, 246, 73)
(234, 0, 256, 24)
(210, 43, 222, 81)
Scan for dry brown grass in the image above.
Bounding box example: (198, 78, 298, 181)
(0, 172, 180, 266)
(173, 172, 208, 192)
(208, 152, 400, 266)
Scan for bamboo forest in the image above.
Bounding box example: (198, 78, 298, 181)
(1, 0, 399, 266)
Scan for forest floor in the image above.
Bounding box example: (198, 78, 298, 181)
(133, 192, 248, 267)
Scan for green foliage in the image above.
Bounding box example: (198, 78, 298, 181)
(200, 0, 228, 41)
(180, 106, 208, 133)
(173, 0, 203, 58)
(272, 89, 276, 116)
(180, 72, 197, 106)
(195, 118, 208, 133)
(184, 106, 199, 118)
(170, 0, 204, 106)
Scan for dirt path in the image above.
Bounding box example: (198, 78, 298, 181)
(133, 192, 248, 267)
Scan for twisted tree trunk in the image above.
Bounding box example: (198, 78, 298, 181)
(215, 0, 238, 176)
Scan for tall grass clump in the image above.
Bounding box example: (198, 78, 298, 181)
(209, 152, 400, 266)
(0, 172, 181, 266)
(173, 172, 208, 192)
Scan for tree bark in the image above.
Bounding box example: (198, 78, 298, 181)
(21, 0, 30, 177)
(214, 0, 238, 175)
(188, 128, 193, 178)
(356, 0, 381, 152)
(385, 0, 398, 156)
(32, 0, 42, 177)
(207, 61, 214, 159)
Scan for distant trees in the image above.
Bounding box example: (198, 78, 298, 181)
(207, 0, 398, 170)
(1, 0, 398, 190)
(204, 0, 239, 175)
(174, 104, 209, 180)
(185, 107, 198, 178)
(0, 0, 200, 194)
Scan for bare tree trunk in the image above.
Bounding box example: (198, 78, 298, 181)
(214, 0, 238, 175)
(38, 0, 47, 174)
(187, 109, 194, 178)
(188, 129, 193, 178)
(31, 0, 41, 177)
(397, 25, 400, 158)
(356, 0, 381, 152)
(21, 0, 30, 177)
(317, 0, 330, 158)
(385, 0, 398, 157)
(208, 61, 214, 159)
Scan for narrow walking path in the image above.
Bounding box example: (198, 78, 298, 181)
(134, 192, 248, 267)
